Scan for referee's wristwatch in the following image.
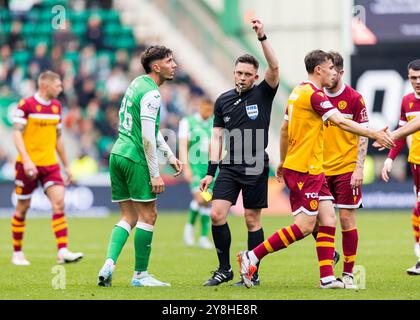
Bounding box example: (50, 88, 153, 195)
(258, 34, 267, 41)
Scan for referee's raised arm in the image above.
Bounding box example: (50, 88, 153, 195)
(251, 18, 279, 89)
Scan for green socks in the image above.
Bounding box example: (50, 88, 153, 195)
(188, 200, 199, 225)
(106, 220, 131, 263)
(200, 207, 211, 237)
(135, 222, 154, 272)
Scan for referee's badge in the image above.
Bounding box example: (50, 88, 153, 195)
(246, 104, 259, 120)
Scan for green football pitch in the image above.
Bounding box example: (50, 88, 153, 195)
(0, 211, 419, 300)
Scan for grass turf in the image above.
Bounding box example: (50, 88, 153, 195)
(0, 211, 419, 300)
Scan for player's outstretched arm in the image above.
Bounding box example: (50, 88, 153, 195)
(391, 117, 420, 140)
(12, 123, 38, 179)
(328, 112, 395, 149)
(56, 128, 72, 185)
(251, 18, 279, 88)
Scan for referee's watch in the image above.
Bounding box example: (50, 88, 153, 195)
(258, 34, 267, 41)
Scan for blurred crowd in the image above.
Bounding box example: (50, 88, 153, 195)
(0, 0, 207, 180)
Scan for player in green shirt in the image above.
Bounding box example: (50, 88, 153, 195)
(98, 46, 182, 287)
(179, 97, 216, 249)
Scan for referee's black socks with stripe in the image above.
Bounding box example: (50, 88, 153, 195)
(212, 223, 231, 271)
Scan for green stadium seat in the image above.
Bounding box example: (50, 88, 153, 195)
(104, 23, 122, 35)
(63, 51, 79, 68)
(69, 11, 89, 24)
(41, 0, 68, 9)
(13, 50, 30, 66)
(72, 22, 86, 36)
(27, 37, 51, 49)
(0, 8, 10, 20)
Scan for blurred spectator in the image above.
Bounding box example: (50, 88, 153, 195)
(79, 44, 97, 76)
(0, 44, 14, 85)
(76, 76, 96, 108)
(86, 15, 105, 50)
(105, 66, 129, 96)
(115, 49, 129, 72)
(30, 42, 50, 71)
(7, 20, 25, 50)
(50, 45, 63, 72)
(52, 20, 79, 52)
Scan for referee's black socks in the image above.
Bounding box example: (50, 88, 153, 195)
(212, 223, 231, 271)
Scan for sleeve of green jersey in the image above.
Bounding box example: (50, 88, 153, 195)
(140, 90, 161, 121)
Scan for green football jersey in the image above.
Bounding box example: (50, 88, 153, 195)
(111, 75, 161, 165)
(184, 113, 213, 173)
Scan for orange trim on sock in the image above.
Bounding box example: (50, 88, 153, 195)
(317, 232, 335, 239)
(319, 259, 333, 267)
(56, 236, 68, 245)
(52, 217, 66, 227)
(12, 226, 25, 233)
(263, 240, 274, 253)
(277, 229, 289, 247)
(316, 241, 335, 248)
(285, 226, 296, 241)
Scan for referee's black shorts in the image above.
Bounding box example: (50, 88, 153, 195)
(212, 165, 269, 209)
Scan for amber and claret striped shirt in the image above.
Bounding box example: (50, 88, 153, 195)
(283, 81, 338, 175)
(13, 94, 62, 166)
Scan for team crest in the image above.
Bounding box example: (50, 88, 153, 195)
(297, 181, 304, 190)
(354, 196, 358, 203)
(246, 104, 258, 120)
(19, 99, 25, 107)
(310, 200, 318, 210)
(51, 105, 59, 114)
(36, 105, 42, 112)
(359, 97, 365, 106)
(338, 101, 347, 110)
(317, 92, 325, 98)
(410, 102, 414, 109)
(15, 187, 23, 195)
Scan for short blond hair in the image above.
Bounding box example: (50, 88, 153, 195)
(38, 70, 61, 86)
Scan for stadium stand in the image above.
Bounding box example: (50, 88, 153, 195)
(0, 0, 208, 180)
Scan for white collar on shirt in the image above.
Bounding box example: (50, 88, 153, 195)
(304, 80, 320, 90)
(34, 92, 51, 105)
(324, 84, 346, 98)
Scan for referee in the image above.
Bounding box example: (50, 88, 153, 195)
(200, 18, 279, 286)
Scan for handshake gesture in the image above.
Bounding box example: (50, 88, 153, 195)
(372, 126, 396, 150)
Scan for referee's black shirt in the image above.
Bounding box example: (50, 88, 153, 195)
(213, 79, 278, 176)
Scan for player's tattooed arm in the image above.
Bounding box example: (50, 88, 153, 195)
(356, 136, 368, 170)
(351, 136, 368, 188)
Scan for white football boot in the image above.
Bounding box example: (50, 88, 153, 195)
(131, 271, 171, 287)
(56, 248, 83, 264)
(12, 251, 30, 266)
